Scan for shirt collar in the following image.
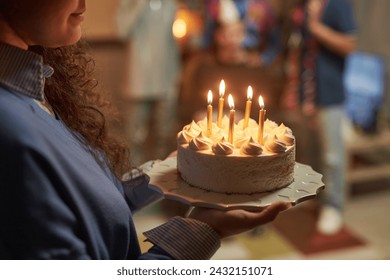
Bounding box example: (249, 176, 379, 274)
(0, 42, 54, 101)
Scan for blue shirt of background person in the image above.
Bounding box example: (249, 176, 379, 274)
(301, 0, 356, 107)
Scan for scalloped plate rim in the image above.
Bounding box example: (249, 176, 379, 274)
(147, 158, 324, 211)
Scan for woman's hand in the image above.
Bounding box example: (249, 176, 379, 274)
(188, 201, 291, 239)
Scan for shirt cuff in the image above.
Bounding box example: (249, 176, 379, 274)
(143, 216, 221, 260)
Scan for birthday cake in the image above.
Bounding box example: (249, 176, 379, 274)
(176, 116, 295, 194)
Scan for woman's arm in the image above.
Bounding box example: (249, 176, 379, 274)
(308, 20, 356, 56)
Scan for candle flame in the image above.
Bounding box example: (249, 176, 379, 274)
(228, 94, 234, 110)
(207, 90, 213, 104)
(219, 80, 225, 98)
(259, 95, 264, 109)
(247, 86, 253, 101)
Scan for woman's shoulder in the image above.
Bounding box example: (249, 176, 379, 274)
(0, 88, 44, 147)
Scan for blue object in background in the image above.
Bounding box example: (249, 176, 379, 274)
(343, 51, 385, 132)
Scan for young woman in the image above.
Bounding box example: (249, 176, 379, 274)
(0, 0, 290, 259)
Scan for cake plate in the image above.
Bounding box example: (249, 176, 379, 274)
(145, 157, 324, 211)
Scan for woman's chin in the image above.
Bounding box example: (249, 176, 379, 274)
(44, 32, 82, 48)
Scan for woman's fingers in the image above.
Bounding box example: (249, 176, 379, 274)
(189, 201, 292, 238)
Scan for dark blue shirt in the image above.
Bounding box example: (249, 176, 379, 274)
(0, 89, 138, 259)
(314, 0, 356, 107)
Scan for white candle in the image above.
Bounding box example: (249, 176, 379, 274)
(258, 96, 266, 144)
(228, 94, 235, 144)
(207, 90, 213, 137)
(217, 80, 225, 127)
(243, 86, 253, 129)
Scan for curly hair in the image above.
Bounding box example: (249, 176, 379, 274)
(29, 42, 132, 181)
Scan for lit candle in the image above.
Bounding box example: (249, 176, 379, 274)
(207, 90, 213, 137)
(258, 96, 266, 144)
(243, 86, 253, 129)
(217, 80, 225, 127)
(228, 94, 235, 144)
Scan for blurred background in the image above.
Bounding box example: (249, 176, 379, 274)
(82, 0, 390, 259)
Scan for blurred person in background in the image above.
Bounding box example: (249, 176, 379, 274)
(282, 0, 356, 235)
(203, 0, 281, 66)
(116, 0, 181, 165)
(0, 0, 290, 259)
(212, 13, 248, 66)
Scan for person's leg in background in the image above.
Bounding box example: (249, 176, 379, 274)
(317, 105, 348, 234)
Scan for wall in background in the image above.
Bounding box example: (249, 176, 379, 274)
(83, 0, 121, 40)
(352, 0, 390, 125)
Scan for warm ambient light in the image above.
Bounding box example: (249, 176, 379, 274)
(173, 18, 187, 39)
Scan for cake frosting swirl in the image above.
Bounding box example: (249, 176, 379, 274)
(189, 132, 213, 151)
(240, 137, 263, 156)
(212, 137, 234, 155)
(265, 135, 287, 153)
(177, 130, 194, 145)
